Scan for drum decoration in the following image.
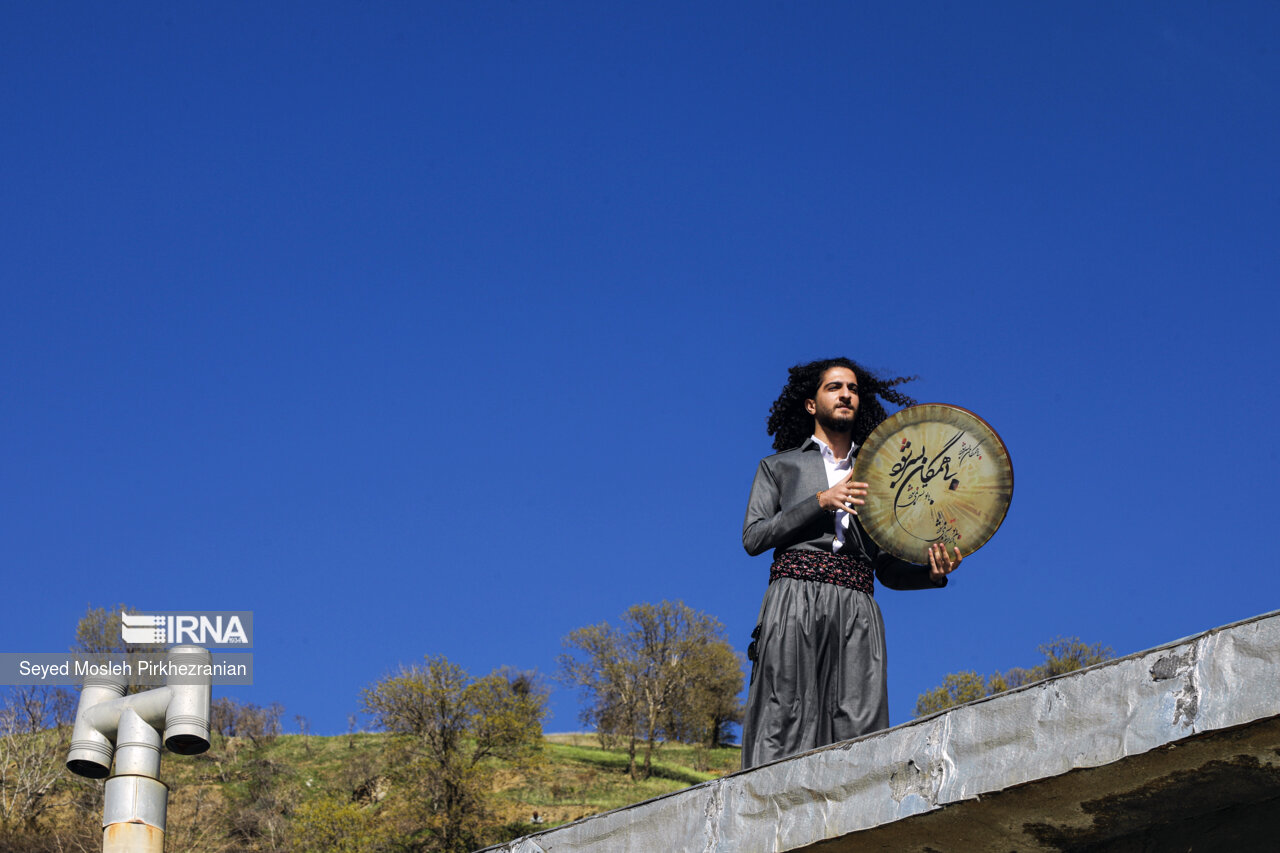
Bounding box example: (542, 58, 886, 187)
(851, 404, 1013, 563)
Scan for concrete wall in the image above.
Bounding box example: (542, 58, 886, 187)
(486, 609, 1280, 852)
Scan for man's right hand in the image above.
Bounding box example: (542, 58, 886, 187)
(818, 475, 868, 514)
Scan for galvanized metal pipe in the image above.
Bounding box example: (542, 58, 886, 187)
(66, 644, 213, 852)
(112, 707, 161, 779)
(102, 775, 167, 853)
(102, 822, 165, 853)
(83, 687, 173, 739)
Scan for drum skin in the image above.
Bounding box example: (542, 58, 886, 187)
(851, 404, 1013, 563)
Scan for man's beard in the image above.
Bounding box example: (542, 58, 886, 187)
(816, 409, 856, 434)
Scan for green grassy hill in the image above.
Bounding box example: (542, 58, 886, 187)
(492, 733, 740, 833)
(7, 730, 741, 852)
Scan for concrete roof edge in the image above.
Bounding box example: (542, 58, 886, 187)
(482, 607, 1280, 852)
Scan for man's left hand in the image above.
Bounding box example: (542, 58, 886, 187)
(927, 543, 962, 584)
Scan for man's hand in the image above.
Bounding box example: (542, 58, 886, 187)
(927, 543, 962, 584)
(818, 475, 868, 514)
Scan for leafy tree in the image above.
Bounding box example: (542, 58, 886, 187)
(559, 600, 745, 779)
(914, 671, 988, 717)
(664, 640, 746, 749)
(361, 656, 547, 853)
(289, 796, 392, 853)
(915, 637, 1114, 717)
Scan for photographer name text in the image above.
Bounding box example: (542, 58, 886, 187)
(18, 659, 249, 681)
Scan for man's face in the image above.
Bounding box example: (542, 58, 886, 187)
(806, 366, 860, 434)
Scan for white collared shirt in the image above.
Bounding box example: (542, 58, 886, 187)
(811, 434, 857, 553)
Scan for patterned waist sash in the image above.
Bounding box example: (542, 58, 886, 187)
(769, 549, 874, 596)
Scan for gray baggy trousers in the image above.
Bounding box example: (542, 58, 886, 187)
(740, 577, 889, 769)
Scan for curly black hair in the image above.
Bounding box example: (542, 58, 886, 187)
(766, 358, 918, 452)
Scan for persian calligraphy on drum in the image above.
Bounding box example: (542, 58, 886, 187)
(851, 404, 1013, 563)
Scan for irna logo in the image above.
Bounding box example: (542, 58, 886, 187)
(120, 612, 252, 646)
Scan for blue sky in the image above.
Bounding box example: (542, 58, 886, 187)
(3, 2, 1279, 736)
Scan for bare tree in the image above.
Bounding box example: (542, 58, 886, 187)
(0, 686, 75, 833)
(294, 715, 311, 754)
(346, 712, 359, 749)
(0, 603, 135, 844)
(71, 603, 164, 694)
(210, 698, 283, 747)
(559, 601, 745, 779)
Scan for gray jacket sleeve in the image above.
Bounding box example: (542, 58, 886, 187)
(742, 459, 828, 557)
(873, 553, 947, 590)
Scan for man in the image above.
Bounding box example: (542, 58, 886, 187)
(740, 357, 962, 769)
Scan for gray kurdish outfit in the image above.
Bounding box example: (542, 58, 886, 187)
(740, 437, 945, 769)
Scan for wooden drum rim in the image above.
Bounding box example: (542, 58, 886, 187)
(851, 403, 1014, 563)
